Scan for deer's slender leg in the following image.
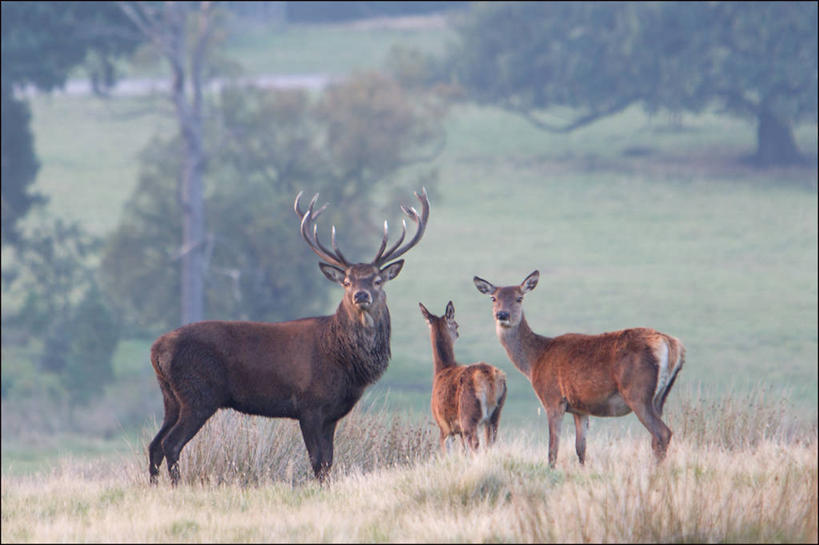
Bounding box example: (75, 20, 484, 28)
(546, 408, 565, 467)
(161, 405, 216, 485)
(628, 401, 672, 461)
(149, 379, 180, 483)
(573, 413, 589, 465)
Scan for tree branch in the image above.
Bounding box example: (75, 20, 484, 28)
(508, 95, 642, 133)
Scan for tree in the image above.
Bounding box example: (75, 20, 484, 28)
(100, 74, 447, 333)
(0, 1, 140, 246)
(119, 1, 227, 325)
(448, 1, 818, 166)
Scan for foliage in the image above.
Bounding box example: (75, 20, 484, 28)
(0, 92, 42, 246)
(447, 1, 818, 165)
(2, 219, 120, 411)
(0, 1, 141, 247)
(100, 73, 447, 333)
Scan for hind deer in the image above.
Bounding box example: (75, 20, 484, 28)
(419, 300, 507, 454)
(473, 270, 684, 467)
(148, 188, 429, 484)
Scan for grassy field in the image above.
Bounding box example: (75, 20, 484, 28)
(2, 11, 817, 513)
(2, 390, 817, 543)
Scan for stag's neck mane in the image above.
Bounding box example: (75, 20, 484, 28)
(429, 327, 457, 375)
(324, 301, 392, 386)
(496, 313, 551, 380)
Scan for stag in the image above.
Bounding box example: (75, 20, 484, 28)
(419, 301, 507, 454)
(473, 270, 684, 467)
(148, 189, 430, 484)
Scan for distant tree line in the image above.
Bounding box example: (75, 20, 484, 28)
(445, 1, 817, 166)
(285, 1, 464, 23)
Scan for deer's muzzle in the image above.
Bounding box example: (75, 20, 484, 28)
(354, 291, 372, 308)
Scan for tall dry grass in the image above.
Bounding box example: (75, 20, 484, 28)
(2, 387, 816, 543)
(137, 397, 438, 486)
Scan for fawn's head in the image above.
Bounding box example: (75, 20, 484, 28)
(419, 300, 459, 343)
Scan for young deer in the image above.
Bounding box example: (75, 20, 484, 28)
(419, 300, 507, 454)
(473, 270, 684, 467)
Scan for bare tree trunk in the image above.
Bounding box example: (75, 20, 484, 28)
(121, 2, 213, 325)
(752, 109, 805, 167)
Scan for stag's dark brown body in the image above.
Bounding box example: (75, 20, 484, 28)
(420, 301, 507, 453)
(148, 190, 429, 485)
(474, 271, 685, 467)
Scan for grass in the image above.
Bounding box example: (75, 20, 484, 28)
(2, 389, 816, 543)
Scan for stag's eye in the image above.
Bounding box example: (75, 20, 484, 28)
(516, 297, 523, 303)
(373, 277, 382, 287)
(343, 279, 351, 287)
(490, 296, 496, 302)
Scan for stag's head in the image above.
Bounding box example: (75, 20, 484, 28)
(473, 270, 539, 329)
(294, 189, 430, 319)
(419, 300, 459, 344)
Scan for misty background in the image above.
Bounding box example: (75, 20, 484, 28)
(1, 1, 816, 472)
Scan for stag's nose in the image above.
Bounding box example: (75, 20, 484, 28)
(354, 291, 372, 306)
(496, 310, 510, 322)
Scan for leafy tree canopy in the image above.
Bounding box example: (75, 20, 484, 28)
(100, 73, 446, 333)
(1, 1, 140, 246)
(448, 1, 818, 166)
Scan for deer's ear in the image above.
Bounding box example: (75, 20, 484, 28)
(473, 276, 495, 295)
(445, 301, 455, 320)
(521, 270, 539, 293)
(319, 263, 346, 286)
(380, 260, 404, 281)
(418, 302, 432, 322)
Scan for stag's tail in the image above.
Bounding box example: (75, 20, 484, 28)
(474, 364, 507, 422)
(653, 334, 685, 415)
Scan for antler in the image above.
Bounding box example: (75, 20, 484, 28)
(371, 187, 430, 267)
(293, 192, 350, 268)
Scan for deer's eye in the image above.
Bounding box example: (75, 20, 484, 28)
(516, 297, 523, 303)
(490, 296, 496, 302)
(343, 279, 351, 287)
(373, 277, 382, 287)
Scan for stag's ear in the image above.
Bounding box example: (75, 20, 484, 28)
(380, 260, 404, 281)
(319, 263, 346, 286)
(473, 276, 495, 295)
(419, 302, 432, 322)
(445, 301, 455, 320)
(521, 270, 539, 292)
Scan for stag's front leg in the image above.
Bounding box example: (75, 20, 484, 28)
(299, 414, 336, 482)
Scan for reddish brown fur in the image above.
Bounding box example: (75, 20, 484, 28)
(420, 301, 507, 453)
(148, 190, 429, 485)
(474, 271, 684, 467)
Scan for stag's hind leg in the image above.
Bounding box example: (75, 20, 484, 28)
(149, 378, 181, 484)
(161, 403, 218, 485)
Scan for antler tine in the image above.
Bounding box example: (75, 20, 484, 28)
(371, 220, 390, 264)
(294, 191, 349, 268)
(372, 187, 430, 266)
(373, 219, 406, 263)
(330, 225, 350, 265)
